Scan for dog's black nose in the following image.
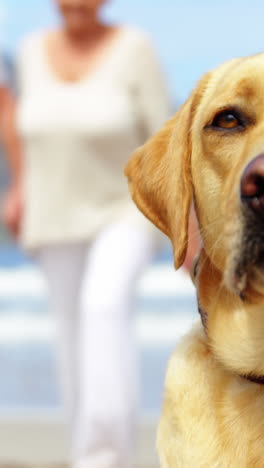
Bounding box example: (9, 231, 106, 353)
(241, 154, 264, 213)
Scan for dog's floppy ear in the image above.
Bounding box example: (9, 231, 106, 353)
(125, 74, 210, 269)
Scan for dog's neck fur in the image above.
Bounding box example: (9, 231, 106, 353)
(192, 249, 264, 386)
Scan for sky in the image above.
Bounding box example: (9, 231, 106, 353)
(2, 0, 264, 102)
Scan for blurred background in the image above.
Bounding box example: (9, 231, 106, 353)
(0, 0, 263, 467)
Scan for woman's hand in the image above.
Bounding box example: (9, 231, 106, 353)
(2, 182, 22, 237)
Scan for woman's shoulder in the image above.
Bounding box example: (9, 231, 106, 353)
(119, 26, 161, 74)
(120, 26, 155, 50)
(17, 29, 50, 59)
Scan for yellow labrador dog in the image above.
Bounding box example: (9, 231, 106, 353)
(125, 55, 264, 467)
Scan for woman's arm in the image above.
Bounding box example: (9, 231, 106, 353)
(131, 32, 172, 140)
(1, 87, 22, 182)
(132, 33, 200, 269)
(1, 87, 23, 236)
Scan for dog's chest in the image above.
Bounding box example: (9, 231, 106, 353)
(157, 326, 264, 467)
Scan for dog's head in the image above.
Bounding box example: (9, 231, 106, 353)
(126, 54, 264, 299)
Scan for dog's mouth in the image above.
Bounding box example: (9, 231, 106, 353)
(226, 154, 264, 296)
(231, 210, 264, 296)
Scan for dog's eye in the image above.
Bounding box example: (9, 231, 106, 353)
(211, 110, 242, 129)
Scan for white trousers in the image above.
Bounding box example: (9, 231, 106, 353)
(36, 221, 156, 468)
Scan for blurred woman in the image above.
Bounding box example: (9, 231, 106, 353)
(3, 1, 171, 467)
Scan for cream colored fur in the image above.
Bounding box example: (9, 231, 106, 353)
(125, 54, 264, 467)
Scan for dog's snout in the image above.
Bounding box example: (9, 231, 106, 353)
(241, 154, 264, 213)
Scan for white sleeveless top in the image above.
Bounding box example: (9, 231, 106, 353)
(16, 28, 171, 249)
